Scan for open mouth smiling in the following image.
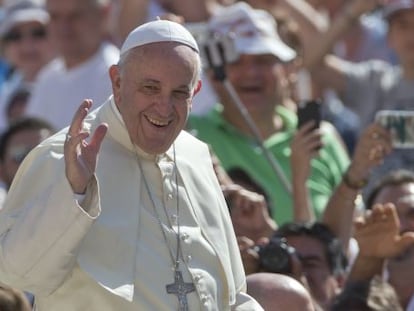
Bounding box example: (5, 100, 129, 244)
(146, 115, 171, 127)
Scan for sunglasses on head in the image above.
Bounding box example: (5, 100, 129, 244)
(3, 27, 47, 43)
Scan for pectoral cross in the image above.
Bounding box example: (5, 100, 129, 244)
(166, 270, 196, 311)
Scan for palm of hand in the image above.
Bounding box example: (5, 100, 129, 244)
(64, 100, 108, 194)
(355, 204, 414, 259)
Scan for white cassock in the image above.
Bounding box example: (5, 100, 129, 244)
(0, 96, 263, 310)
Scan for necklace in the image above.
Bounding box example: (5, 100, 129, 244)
(136, 144, 195, 311)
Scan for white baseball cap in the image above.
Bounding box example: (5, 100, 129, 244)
(383, 0, 414, 20)
(208, 2, 296, 62)
(0, 0, 49, 38)
(120, 19, 199, 56)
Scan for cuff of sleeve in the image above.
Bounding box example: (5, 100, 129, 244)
(75, 175, 100, 218)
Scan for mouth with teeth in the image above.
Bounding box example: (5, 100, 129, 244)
(146, 115, 171, 127)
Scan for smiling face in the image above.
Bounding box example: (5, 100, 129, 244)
(218, 54, 285, 122)
(2, 21, 54, 80)
(110, 42, 201, 154)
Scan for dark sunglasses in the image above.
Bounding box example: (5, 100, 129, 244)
(3, 27, 47, 43)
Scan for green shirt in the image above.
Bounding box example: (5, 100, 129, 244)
(188, 105, 350, 225)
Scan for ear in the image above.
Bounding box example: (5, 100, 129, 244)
(109, 65, 121, 103)
(193, 80, 202, 96)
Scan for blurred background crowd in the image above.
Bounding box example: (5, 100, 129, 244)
(0, 0, 414, 310)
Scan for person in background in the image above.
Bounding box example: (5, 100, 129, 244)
(331, 203, 413, 311)
(0, 116, 54, 310)
(0, 19, 263, 310)
(274, 222, 348, 310)
(0, 117, 55, 192)
(188, 2, 349, 225)
(322, 122, 392, 253)
(275, 0, 414, 209)
(26, 0, 119, 131)
(365, 169, 414, 309)
(0, 0, 55, 132)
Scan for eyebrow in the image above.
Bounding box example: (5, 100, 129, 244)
(140, 79, 192, 91)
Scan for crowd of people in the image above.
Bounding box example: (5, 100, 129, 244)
(0, 0, 412, 310)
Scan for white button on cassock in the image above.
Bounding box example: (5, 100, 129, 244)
(181, 233, 189, 242)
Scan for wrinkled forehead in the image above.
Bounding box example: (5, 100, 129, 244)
(121, 43, 200, 87)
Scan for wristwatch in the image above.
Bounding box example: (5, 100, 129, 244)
(343, 169, 368, 190)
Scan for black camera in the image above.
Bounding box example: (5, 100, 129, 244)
(254, 237, 296, 275)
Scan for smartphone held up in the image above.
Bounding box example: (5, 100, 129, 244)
(297, 99, 322, 130)
(375, 110, 414, 148)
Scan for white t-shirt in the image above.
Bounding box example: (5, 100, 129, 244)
(26, 42, 119, 131)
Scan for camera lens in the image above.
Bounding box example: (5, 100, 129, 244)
(256, 237, 295, 274)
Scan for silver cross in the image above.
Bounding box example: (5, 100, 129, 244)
(166, 270, 196, 311)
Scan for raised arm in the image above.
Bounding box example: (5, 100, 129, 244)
(290, 121, 322, 223)
(0, 100, 107, 295)
(322, 123, 392, 251)
(275, 0, 383, 94)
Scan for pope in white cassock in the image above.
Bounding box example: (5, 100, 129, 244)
(0, 20, 263, 310)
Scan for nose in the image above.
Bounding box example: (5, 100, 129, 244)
(242, 62, 262, 78)
(153, 93, 174, 116)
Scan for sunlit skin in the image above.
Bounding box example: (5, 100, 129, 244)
(109, 42, 202, 154)
(46, 0, 107, 68)
(388, 9, 414, 78)
(212, 54, 285, 138)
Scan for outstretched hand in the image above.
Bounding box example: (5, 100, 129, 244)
(347, 123, 392, 185)
(354, 203, 414, 259)
(64, 99, 108, 194)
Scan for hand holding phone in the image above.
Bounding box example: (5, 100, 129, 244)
(297, 99, 322, 129)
